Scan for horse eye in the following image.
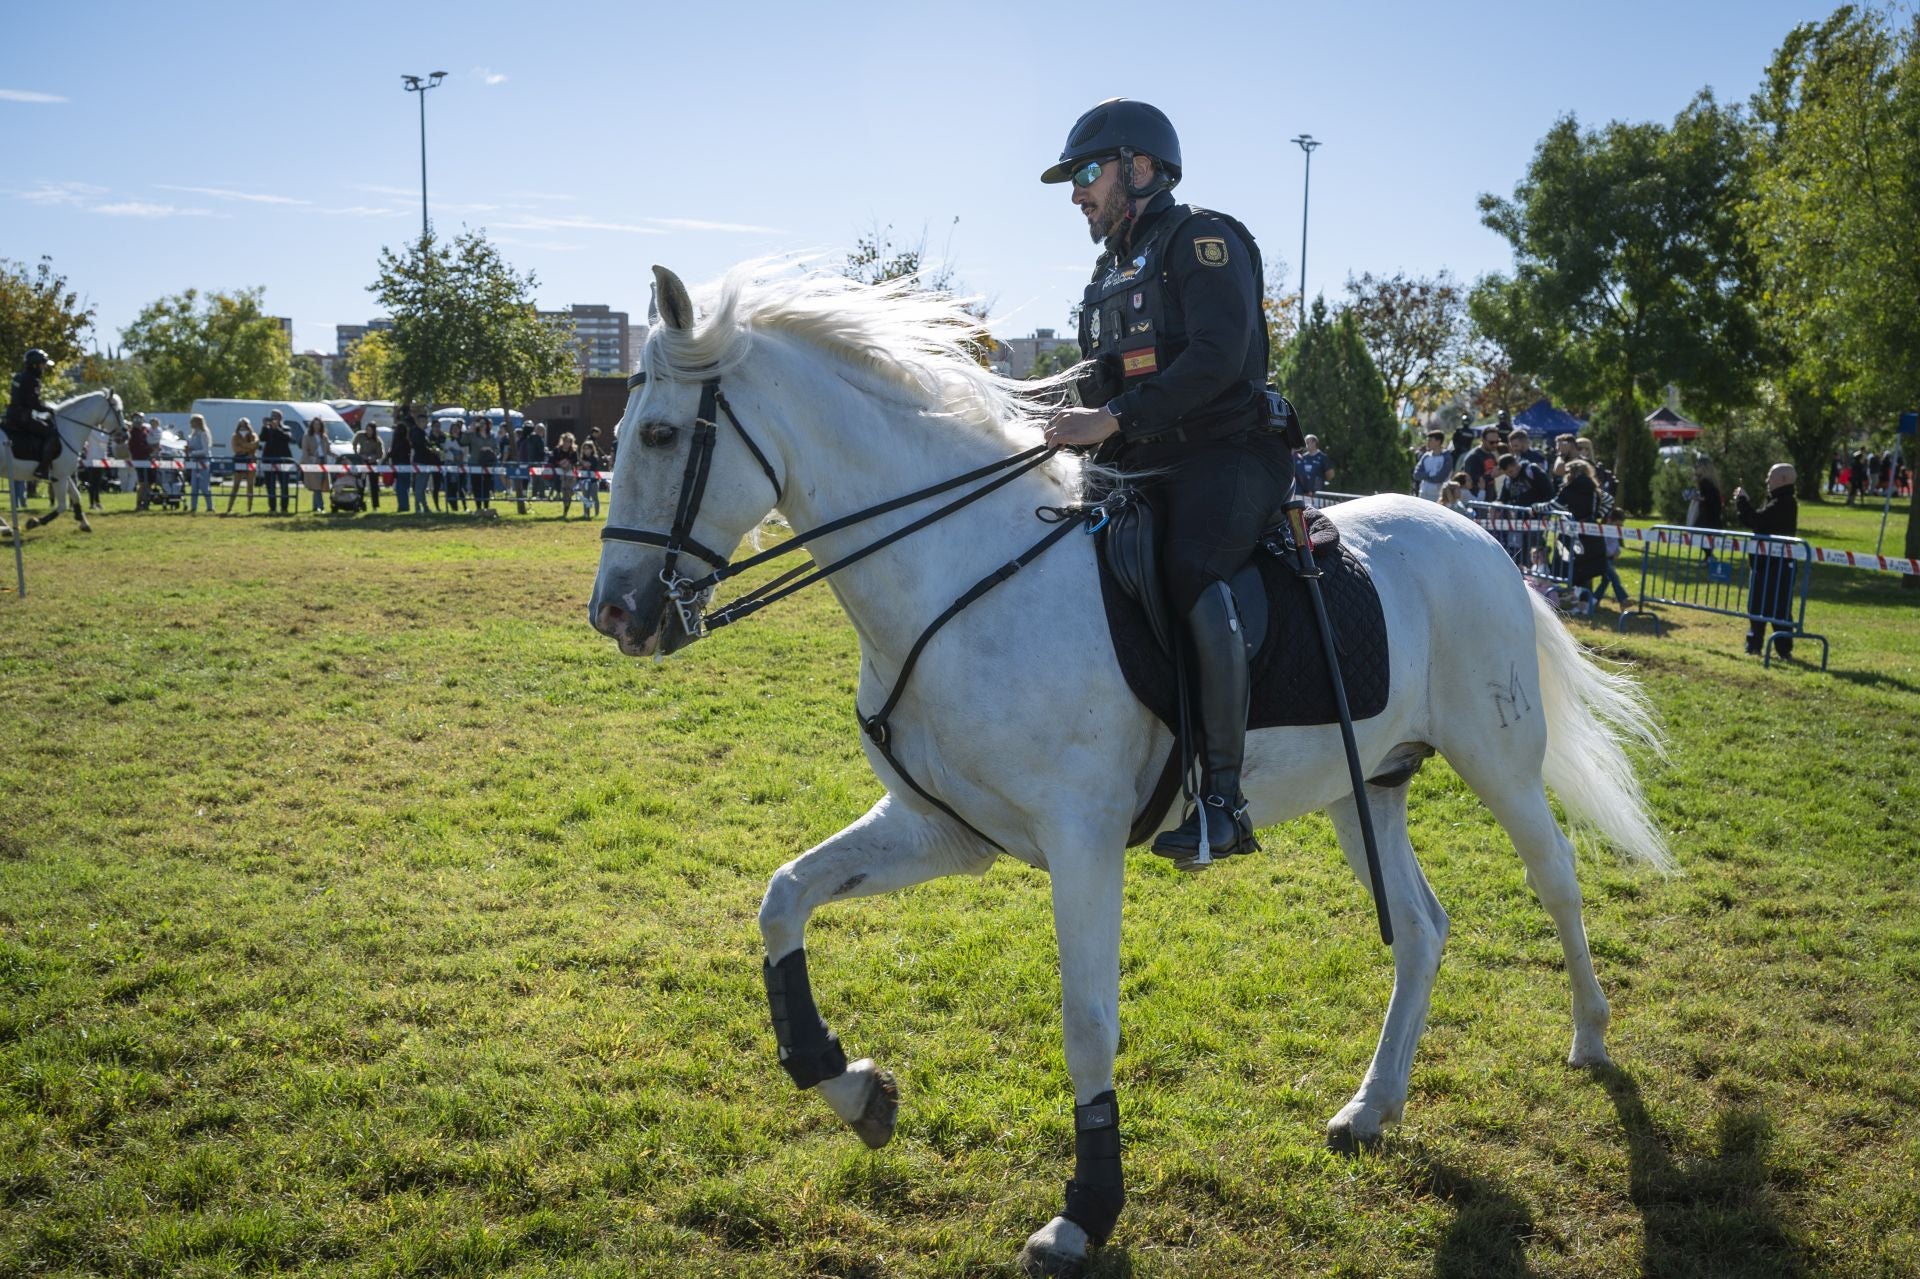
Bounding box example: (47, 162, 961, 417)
(640, 421, 679, 448)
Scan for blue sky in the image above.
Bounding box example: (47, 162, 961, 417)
(4, 0, 1838, 360)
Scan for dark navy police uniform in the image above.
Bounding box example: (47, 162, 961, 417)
(1079, 190, 1294, 613)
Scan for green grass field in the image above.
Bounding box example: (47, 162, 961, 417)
(3, 494, 1917, 1277)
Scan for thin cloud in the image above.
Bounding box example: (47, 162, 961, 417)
(647, 216, 781, 234)
(93, 200, 220, 218)
(494, 235, 582, 252)
(495, 213, 666, 235)
(321, 205, 405, 218)
(19, 181, 107, 205)
(354, 183, 419, 198)
(157, 184, 309, 206)
(474, 67, 508, 85)
(0, 89, 67, 103)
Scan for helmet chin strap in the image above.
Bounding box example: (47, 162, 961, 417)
(1111, 147, 1175, 255)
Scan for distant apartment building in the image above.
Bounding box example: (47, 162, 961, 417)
(335, 319, 394, 357)
(540, 304, 630, 377)
(994, 328, 1080, 379)
(269, 316, 294, 349)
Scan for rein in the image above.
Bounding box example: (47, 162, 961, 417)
(599, 369, 1085, 845)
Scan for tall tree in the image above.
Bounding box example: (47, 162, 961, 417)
(289, 354, 332, 402)
(369, 230, 575, 409)
(1746, 4, 1920, 511)
(1342, 270, 1469, 420)
(1277, 298, 1405, 495)
(69, 352, 153, 413)
(346, 330, 399, 401)
(1, 256, 94, 389)
(1472, 93, 1764, 513)
(120, 287, 291, 410)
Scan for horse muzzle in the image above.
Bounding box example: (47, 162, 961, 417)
(590, 575, 705, 659)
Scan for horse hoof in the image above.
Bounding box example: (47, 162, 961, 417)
(1018, 1217, 1089, 1278)
(1326, 1101, 1387, 1155)
(851, 1066, 899, 1150)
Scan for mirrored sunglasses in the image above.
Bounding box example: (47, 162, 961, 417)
(1069, 156, 1116, 189)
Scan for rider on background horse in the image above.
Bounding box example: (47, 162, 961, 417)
(1041, 98, 1296, 866)
(4, 348, 62, 480)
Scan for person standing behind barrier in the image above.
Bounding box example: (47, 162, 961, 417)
(186, 413, 215, 514)
(548, 431, 579, 518)
(1412, 429, 1452, 500)
(258, 411, 294, 514)
(441, 426, 467, 512)
(353, 421, 383, 510)
(578, 434, 602, 517)
(1733, 463, 1799, 658)
(224, 418, 257, 514)
(299, 417, 329, 513)
(513, 425, 535, 514)
(409, 414, 438, 514)
(127, 413, 156, 510)
(1595, 509, 1633, 610)
(80, 424, 108, 509)
(1506, 426, 1546, 470)
(1294, 434, 1332, 497)
(1556, 458, 1609, 596)
(1458, 424, 1503, 498)
(471, 421, 497, 512)
(1686, 457, 1724, 558)
(389, 408, 414, 513)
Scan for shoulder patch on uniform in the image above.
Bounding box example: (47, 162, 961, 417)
(1194, 237, 1229, 267)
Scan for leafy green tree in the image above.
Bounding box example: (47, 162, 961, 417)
(289, 354, 332, 402)
(842, 222, 957, 292)
(346, 330, 399, 401)
(120, 287, 291, 410)
(1027, 343, 1082, 379)
(369, 230, 576, 410)
(1277, 298, 1405, 494)
(69, 352, 154, 413)
(1472, 93, 1764, 513)
(1342, 270, 1469, 419)
(1746, 4, 1920, 512)
(1, 256, 94, 390)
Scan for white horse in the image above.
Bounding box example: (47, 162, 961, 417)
(589, 265, 1670, 1276)
(0, 388, 120, 537)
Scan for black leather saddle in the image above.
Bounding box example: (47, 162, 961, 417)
(1092, 490, 1391, 844)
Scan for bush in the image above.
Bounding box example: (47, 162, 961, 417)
(1653, 458, 1694, 523)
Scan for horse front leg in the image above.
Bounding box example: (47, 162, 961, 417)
(67, 479, 90, 532)
(1019, 841, 1126, 1278)
(757, 794, 995, 1148)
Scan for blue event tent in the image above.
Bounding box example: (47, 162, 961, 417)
(1512, 397, 1586, 443)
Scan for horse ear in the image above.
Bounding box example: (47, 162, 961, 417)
(651, 265, 694, 331)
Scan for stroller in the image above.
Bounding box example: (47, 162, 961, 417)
(329, 469, 367, 514)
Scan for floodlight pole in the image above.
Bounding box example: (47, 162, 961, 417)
(401, 71, 448, 246)
(1292, 134, 1321, 330)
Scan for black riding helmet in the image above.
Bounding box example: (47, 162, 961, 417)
(1039, 98, 1182, 193)
(23, 348, 52, 369)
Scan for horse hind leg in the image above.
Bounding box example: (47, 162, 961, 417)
(1324, 778, 1450, 1153)
(757, 795, 996, 1148)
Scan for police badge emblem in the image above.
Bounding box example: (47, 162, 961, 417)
(1090, 308, 1101, 342)
(1194, 237, 1229, 267)
(1130, 291, 1143, 311)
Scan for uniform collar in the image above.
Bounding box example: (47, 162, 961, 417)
(1105, 190, 1178, 258)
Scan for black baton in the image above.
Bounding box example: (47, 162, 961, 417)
(1285, 503, 1393, 946)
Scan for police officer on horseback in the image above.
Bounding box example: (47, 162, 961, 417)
(1042, 98, 1296, 865)
(4, 348, 62, 481)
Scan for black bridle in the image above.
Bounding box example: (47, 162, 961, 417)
(598, 367, 1086, 844)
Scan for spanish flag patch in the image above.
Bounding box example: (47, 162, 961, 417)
(1122, 348, 1158, 377)
(1194, 237, 1229, 267)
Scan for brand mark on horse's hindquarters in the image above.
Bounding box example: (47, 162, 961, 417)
(1489, 662, 1532, 728)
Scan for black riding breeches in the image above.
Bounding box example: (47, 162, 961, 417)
(1150, 431, 1296, 614)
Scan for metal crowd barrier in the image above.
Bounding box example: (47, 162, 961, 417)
(1618, 525, 1829, 669)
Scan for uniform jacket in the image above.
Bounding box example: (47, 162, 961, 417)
(5, 367, 51, 431)
(1078, 191, 1267, 448)
(1736, 484, 1797, 537)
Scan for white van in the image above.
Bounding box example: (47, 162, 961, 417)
(189, 399, 356, 460)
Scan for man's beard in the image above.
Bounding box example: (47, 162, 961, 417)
(1087, 182, 1130, 244)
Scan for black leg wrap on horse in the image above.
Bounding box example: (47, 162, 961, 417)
(763, 949, 847, 1090)
(1062, 1090, 1125, 1247)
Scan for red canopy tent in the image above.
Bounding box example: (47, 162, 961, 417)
(1646, 405, 1701, 442)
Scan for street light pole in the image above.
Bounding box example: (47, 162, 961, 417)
(400, 71, 448, 246)
(1291, 134, 1321, 330)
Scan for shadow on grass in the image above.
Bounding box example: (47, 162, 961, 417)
(1593, 1064, 1815, 1279)
(1401, 1152, 1539, 1279)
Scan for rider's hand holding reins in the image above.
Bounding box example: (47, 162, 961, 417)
(1044, 406, 1120, 449)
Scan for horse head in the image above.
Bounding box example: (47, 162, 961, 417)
(590, 265, 789, 658)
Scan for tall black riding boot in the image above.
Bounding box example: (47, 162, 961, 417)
(1152, 580, 1259, 871)
(33, 434, 59, 481)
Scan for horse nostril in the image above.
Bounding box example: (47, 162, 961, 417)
(596, 602, 629, 636)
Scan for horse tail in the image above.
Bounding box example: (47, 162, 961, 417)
(1529, 590, 1674, 871)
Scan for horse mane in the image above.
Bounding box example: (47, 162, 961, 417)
(642, 264, 1077, 457)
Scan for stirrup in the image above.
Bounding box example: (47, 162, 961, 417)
(1151, 794, 1258, 872)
